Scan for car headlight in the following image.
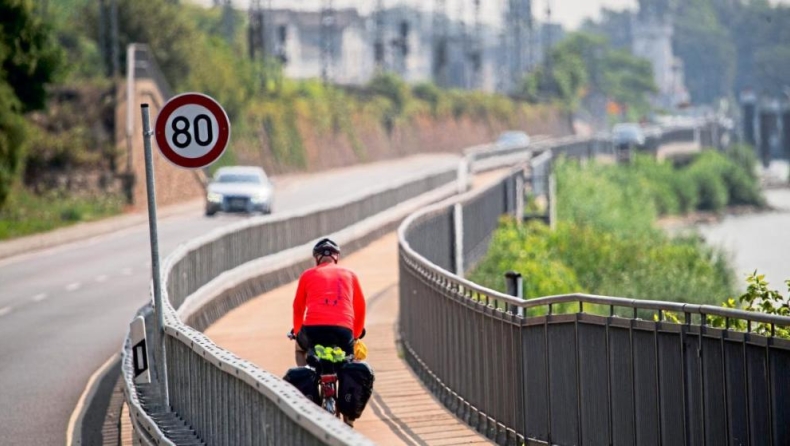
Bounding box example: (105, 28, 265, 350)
(207, 192, 223, 203)
(250, 191, 271, 204)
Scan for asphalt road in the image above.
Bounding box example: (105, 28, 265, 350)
(0, 153, 458, 445)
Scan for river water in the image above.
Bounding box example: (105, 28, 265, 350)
(698, 185, 790, 293)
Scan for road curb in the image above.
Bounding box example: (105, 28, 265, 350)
(67, 353, 121, 446)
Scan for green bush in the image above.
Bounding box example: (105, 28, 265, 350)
(470, 219, 735, 306)
(555, 159, 657, 236)
(688, 162, 729, 211)
(469, 220, 582, 299)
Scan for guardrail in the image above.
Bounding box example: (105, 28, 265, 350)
(398, 126, 790, 446)
(121, 164, 458, 445)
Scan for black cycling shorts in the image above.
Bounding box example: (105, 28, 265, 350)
(296, 325, 354, 356)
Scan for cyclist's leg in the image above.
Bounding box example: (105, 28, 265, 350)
(295, 330, 310, 367)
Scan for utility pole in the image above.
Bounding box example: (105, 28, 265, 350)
(98, 0, 108, 76)
(544, 0, 554, 97)
(433, 0, 448, 87)
(469, 0, 482, 90)
(248, 0, 261, 60)
(457, 0, 467, 88)
(221, 0, 235, 45)
(110, 0, 119, 77)
(321, 0, 335, 83)
(374, 0, 386, 72)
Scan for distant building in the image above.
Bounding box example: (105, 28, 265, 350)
(256, 8, 375, 85)
(631, 2, 689, 109)
(248, 5, 542, 93)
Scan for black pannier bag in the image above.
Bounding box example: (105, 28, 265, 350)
(283, 367, 320, 405)
(337, 361, 375, 420)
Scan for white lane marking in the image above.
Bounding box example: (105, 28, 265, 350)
(0, 306, 11, 317)
(32, 293, 48, 302)
(66, 282, 82, 292)
(121, 268, 133, 276)
(95, 275, 108, 283)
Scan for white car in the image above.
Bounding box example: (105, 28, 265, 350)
(612, 123, 646, 148)
(495, 131, 531, 148)
(205, 166, 274, 216)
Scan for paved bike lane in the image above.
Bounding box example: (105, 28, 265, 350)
(205, 231, 493, 445)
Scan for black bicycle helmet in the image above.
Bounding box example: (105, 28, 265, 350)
(312, 238, 340, 258)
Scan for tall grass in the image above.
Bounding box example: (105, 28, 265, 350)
(0, 187, 124, 240)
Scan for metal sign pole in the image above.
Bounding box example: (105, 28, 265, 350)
(141, 103, 169, 408)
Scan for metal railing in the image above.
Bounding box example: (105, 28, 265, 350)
(121, 163, 459, 445)
(398, 127, 790, 446)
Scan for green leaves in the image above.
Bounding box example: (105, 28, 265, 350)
(521, 31, 657, 115)
(0, 0, 64, 209)
(0, 0, 64, 112)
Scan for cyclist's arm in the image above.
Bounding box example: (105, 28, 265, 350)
(293, 275, 308, 335)
(352, 274, 366, 339)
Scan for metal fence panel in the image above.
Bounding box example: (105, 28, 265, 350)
(771, 347, 790, 445)
(463, 181, 507, 270)
(701, 335, 728, 446)
(547, 322, 579, 446)
(746, 343, 772, 444)
(578, 323, 609, 446)
(723, 340, 749, 445)
(522, 324, 549, 442)
(409, 210, 454, 272)
(659, 331, 687, 446)
(608, 327, 635, 446)
(632, 330, 660, 446)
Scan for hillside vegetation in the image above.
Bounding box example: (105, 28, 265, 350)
(0, 0, 568, 240)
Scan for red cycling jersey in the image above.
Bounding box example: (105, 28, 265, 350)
(292, 262, 366, 339)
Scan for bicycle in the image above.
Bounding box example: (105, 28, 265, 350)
(287, 332, 355, 426)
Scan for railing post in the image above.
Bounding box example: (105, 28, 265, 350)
(453, 203, 464, 277)
(515, 172, 525, 226)
(548, 173, 557, 230)
(505, 271, 523, 316)
(458, 157, 469, 194)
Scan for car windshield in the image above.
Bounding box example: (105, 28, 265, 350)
(614, 126, 641, 137)
(216, 174, 261, 184)
(497, 132, 529, 143)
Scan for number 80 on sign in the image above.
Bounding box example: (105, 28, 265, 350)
(154, 93, 231, 169)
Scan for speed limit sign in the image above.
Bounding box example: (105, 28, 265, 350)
(154, 93, 231, 169)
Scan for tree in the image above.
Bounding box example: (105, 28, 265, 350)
(522, 32, 656, 116)
(0, 84, 25, 208)
(0, 0, 63, 111)
(754, 45, 790, 95)
(0, 0, 63, 208)
(674, 0, 735, 104)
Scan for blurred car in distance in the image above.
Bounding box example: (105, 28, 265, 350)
(495, 131, 531, 148)
(612, 123, 646, 149)
(205, 166, 273, 216)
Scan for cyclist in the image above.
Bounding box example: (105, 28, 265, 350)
(292, 238, 366, 367)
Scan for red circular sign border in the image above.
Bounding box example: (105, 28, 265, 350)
(154, 93, 231, 169)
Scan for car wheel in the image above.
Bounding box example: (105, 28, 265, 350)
(205, 209, 217, 217)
